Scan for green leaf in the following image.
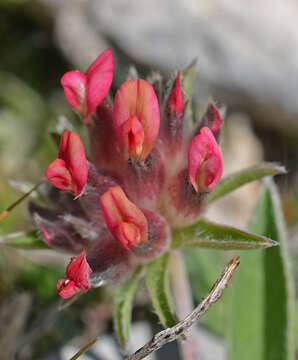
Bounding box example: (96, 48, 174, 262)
(172, 218, 277, 250)
(208, 163, 286, 203)
(0, 230, 49, 249)
(146, 253, 177, 328)
(181, 59, 197, 100)
(113, 266, 143, 348)
(228, 179, 295, 360)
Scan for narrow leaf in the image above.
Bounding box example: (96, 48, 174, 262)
(209, 163, 286, 203)
(228, 179, 295, 360)
(262, 179, 295, 360)
(172, 218, 277, 250)
(146, 253, 177, 328)
(0, 230, 49, 249)
(114, 265, 143, 348)
(181, 59, 197, 100)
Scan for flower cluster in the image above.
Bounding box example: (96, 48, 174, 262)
(29, 49, 223, 299)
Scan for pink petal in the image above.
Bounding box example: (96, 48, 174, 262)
(85, 49, 114, 120)
(61, 70, 87, 115)
(188, 127, 223, 193)
(168, 72, 183, 118)
(45, 158, 73, 192)
(58, 130, 89, 197)
(66, 251, 92, 291)
(113, 79, 160, 161)
(99, 186, 148, 249)
(57, 279, 81, 299)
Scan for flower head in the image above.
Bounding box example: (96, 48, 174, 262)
(45, 130, 88, 197)
(113, 79, 160, 162)
(29, 51, 226, 299)
(61, 49, 114, 123)
(57, 251, 92, 299)
(188, 126, 223, 193)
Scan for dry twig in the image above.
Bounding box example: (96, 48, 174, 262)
(126, 256, 240, 360)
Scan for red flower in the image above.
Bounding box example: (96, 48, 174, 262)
(61, 49, 114, 123)
(113, 79, 160, 161)
(45, 130, 88, 197)
(57, 251, 92, 299)
(168, 71, 183, 118)
(188, 126, 223, 193)
(99, 186, 148, 249)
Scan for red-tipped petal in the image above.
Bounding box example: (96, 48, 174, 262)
(99, 186, 148, 248)
(188, 127, 223, 193)
(168, 71, 183, 118)
(85, 49, 114, 119)
(61, 131, 88, 197)
(45, 158, 73, 192)
(46, 130, 88, 197)
(66, 251, 92, 291)
(113, 79, 160, 161)
(61, 70, 87, 115)
(57, 279, 81, 299)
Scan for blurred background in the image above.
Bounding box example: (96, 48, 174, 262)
(0, 0, 297, 359)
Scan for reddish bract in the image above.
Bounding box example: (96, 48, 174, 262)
(45, 130, 88, 197)
(188, 127, 223, 193)
(168, 71, 183, 118)
(61, 49, 114, 123)
(113, 79, 160, 161)
(57, 251, 92, 299)
(99, 186, 148, 249)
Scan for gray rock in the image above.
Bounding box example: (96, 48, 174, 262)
(37, 0, 298, 134)
(87, 0, 298, 134)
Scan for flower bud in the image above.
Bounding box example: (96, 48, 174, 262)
(188, 126, 223, 193)
(194, 104, 222, 140)
(113, 79, 160, 162)
(29, 202, 90, 252)
(61, 49, 114, 123)
(57, 252, 92, 299)
(45, 130, 88, 197)
(99, 186, 148, 249)
(168, 71, 183, 118)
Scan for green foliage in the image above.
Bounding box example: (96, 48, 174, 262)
(17, 262, 64, 302)
(146, 253, 177, 328)
(114, 266, 143, 348)
(172, 217, 277, 250)
(185, 248, 227, 336)
(0, 230, 49, 249)
(228, 179, 295, 360)
(209, 163, 286, 203)
(181, 59, 197, 100)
